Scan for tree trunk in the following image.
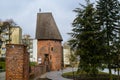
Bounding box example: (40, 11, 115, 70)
(118, 68, 119, 80)
(72, 66, 75, 80)
(109, 67, 112, 80)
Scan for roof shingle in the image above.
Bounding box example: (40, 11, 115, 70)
(35, 12, 63, 41)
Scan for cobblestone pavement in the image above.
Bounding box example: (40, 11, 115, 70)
(0, 72, 5, 80)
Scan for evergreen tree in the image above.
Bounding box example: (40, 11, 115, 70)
(96, 0, 120, 79)
(113, 4, 120, 78)
(69, 0, 105, 76)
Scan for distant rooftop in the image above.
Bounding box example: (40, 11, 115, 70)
(35, 12, 63, 41)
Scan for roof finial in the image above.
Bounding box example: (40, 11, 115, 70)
(39, 8, 41, 12)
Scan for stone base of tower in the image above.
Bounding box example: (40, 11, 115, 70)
(37, 40, 62, 71)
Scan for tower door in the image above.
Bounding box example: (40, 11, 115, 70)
(44, 54, 50, 71)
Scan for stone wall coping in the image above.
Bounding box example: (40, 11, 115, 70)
(6, 44, 27, 47)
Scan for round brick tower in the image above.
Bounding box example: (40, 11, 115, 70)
(35, 12, 63, 71)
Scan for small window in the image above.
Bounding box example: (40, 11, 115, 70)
(51, 47, 53, 51)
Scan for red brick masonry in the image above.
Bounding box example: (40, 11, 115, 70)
(37, 40, 62, 71)
(30, 65, 46, 78)
(6, 44, 29, 80)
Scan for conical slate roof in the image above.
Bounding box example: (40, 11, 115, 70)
(35, 12, 63, 41)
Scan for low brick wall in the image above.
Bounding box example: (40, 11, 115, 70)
(30, 65, 46, 78)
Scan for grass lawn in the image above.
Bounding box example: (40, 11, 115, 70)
(0, 62, 5, 69)
(62, 71, 119, 80)
(30, 62, 37, 66)
(35, 78, 51, 80)
(0, 61, 37, 72)
(0, 61, 5, 72)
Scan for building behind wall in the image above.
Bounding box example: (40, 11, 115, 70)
(32, 39, 37, 62)
(10, 26, 22, 44)
(22, 35, 33, 61)
(63, 42, 71, 67)
(0, 24, 22, 57)
(36, 12, 63, 71)
(22, 35, 37, 62)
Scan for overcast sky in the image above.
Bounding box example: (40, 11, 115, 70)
(0, 0, 95, 42)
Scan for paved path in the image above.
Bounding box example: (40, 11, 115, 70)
(0, 68, 77, 80)
(0, 72, 5, 80)
(38, 67, 77, 80)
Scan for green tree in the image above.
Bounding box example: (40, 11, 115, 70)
(113, 13, 120, 79)
(96, 0, 120, 79)
(69, 0, 105, 76)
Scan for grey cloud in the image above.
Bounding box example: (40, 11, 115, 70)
(0, 0, 91, 42)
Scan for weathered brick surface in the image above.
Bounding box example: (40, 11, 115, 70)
(30, 65, 46, 78)
(37, 40, 62, 71)
(6, 44, 29, 80)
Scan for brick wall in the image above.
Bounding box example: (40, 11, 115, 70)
(37, 40, 62, 71)
(30, 65, 46, 78)
(6, 44, 29, 80)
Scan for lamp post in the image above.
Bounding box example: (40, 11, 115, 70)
(0, 40, 2, 48)
(0, 40, 2, 57)
(0, 40, 3, 72)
